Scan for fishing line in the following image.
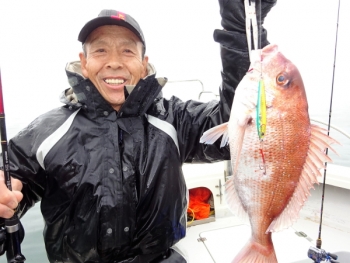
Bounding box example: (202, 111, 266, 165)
(253, 0, 267, 173)
(256, 0, 261, 50)
(316, 0, 341, 250)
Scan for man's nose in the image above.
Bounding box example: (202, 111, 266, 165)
(106, 52, 123, 69)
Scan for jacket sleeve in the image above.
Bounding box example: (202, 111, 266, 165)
(0, 107, 77, 218)
(3, 137, 46, 218)
(0, 119, 50, 219)
(173, 26, 270, 164)
(0, 108, 68, 221)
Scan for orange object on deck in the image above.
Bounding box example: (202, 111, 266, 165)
(187, 187, 212, 220)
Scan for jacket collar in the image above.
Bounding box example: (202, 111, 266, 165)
(63, 61, 166, 118)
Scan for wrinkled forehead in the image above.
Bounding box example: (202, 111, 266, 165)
(85, 25, 142, 47)
(88, 37, 139, 50)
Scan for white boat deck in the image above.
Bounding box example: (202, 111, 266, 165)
(180, 162, 350, 263)
(176, 215, 350, 262)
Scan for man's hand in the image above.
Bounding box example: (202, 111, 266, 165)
(218, 0, 277, 33)
(0, 171, 23, 219)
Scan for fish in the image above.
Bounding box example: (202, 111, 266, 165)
(200, 44, 338, 263)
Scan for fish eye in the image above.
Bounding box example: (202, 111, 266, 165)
(277, 75, 285, 82)
(276, 73, 289, 87)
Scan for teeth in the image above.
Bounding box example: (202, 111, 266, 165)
(105, 79, 125, 84)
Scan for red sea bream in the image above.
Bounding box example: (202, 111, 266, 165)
(200, 44, 338, 262)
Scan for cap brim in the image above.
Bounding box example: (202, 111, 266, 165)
(78, 16, 144, 45)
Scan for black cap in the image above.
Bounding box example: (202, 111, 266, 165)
(78, 10, 145, 49)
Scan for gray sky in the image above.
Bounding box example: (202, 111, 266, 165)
(0, 0, 349, 164)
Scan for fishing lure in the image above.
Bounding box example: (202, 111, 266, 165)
(256, 78, 267, 140)
(257, 77, 267, 175)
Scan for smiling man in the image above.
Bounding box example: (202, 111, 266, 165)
(0, 4, 276, 263)
(79, 24, 149, 111)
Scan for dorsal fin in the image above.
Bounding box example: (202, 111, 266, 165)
(266, 124, 338, 232)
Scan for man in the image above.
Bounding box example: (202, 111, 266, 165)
(0, 1, 276, 262)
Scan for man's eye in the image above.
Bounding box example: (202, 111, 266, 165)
(123, 49, 133, 53)
(96, 49, 105, 53)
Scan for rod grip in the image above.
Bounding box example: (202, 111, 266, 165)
(5, 218, 26, 263)
(0, 226, 6, 256)
(5, 231, 26, 263)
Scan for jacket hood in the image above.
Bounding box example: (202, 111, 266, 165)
(60, 61, 167, 116)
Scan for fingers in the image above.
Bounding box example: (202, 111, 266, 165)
(11, 176, 23, 192)
(0, 170, 23, 219)
(0, 188, 20, 219)
(0, 170, 23, 192)
(0, 204, 16, 218)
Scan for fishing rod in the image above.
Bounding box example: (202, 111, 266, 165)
(306, 2, 342, 262)
(315, 0, 341, 252)
(0, 69, 26, 263)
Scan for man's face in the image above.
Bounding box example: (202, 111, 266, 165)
(79, 25, 148, 111)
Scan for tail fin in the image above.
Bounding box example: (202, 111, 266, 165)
(232, 238, 277, 263)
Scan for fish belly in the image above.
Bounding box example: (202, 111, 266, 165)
(230, 114, 310, 244)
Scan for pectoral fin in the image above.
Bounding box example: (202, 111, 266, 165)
(200, 122, 229, 148)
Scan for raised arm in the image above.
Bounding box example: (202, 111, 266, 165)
(171, 0, 276, 163)
(215, 0, 276, 119)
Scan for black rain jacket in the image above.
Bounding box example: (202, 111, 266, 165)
(0, 27, 269, 262)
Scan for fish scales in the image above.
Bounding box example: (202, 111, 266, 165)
(200, 44, 338, 262)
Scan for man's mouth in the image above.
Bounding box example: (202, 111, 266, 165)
(104, 78, 126, 85)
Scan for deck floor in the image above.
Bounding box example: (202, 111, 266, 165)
(176, 215, 350, 263)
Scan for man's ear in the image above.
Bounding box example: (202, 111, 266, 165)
(141, 56, 149, 78)
(79, 52, 89, 78)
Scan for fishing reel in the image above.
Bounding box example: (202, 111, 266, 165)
(308, 246, 339, 263)
(0, 219, 26, 263)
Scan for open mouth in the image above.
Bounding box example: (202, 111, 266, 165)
(104, 78, 126, 85)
